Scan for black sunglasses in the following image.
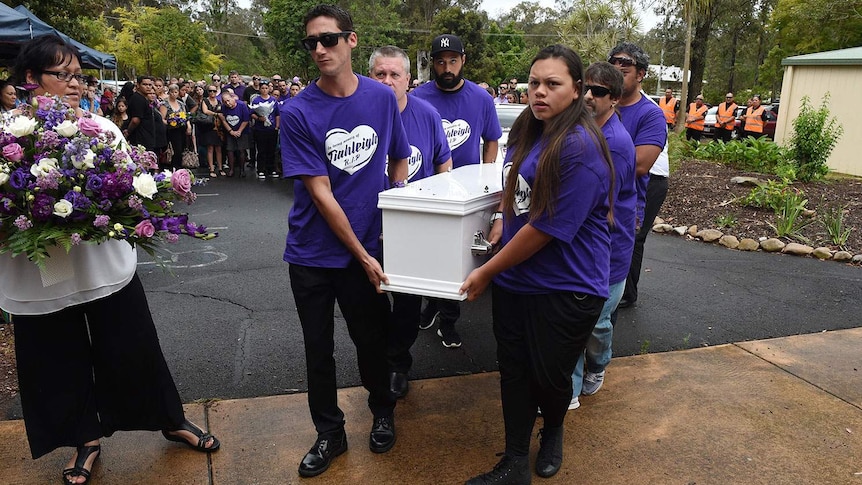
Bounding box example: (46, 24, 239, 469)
(608, 56, 637, 68)
(208, 89, 218, 93)
(301, 31, 352, 51)
(585, 85, 611, 97)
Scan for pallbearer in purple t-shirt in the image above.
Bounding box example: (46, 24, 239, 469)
(412, 33, 502, 349)
(279, 4, 411, 479)
(460, 45, 615, 484)
(368, 45, 453, 401)
(570, 62, 637, 409)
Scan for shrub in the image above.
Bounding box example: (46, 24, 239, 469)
(742, 179, 794, 211)
(819, 203, 852, 250)
(788, 94, 844, 182)
(768, 189, 813, 242)
(714, 214, 737, 228)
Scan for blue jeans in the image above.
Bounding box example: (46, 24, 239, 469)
(572, 280, 625, 397)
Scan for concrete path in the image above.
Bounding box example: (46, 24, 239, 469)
(3, 327, 861, 484)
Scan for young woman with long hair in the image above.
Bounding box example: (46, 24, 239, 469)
(460, 44, 615, 484)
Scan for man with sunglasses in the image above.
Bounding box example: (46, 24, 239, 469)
(124, 75, 157, 153)
(411, 33, 502, 350)
(368, 45, 453, 401)
(571, 62, 637, 409)
(494, 82, 509, 104)
(280, 4, 411, 478)
(607, 42, 668, 311)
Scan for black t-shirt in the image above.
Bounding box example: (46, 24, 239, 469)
(243, 86, 258, 103)
(126, 91, 156, 151)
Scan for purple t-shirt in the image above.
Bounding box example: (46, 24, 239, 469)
(221, 100, 252, 133)
(411, 79, 501, 168)
(229, 83, 246, 102)
(249, 94, 279, 132)
(280, 74, 411, 268)
(603, 114, 637, 285)
(400, 96, 451, 182)
(617, 94, 667, 221)
(493, 125, 611, 297)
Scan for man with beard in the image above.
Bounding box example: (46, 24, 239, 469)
(411, 33, 501, 349)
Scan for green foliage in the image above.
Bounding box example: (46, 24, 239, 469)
(741, 179, 792, 211)
(714, 214, 738, 228)
(788, 94, 844, 182)
(682, 137, 793, 177)
(556, 0, 642, 65)
(262, 0, 319, 81)
(819, 203, 852, 250)
(430, 7, 496, 83)
(768, 189, 813, 242)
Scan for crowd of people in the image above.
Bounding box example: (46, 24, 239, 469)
(1, 3, 683, 484)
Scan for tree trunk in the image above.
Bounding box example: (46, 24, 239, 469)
(728, 29, 739, 93)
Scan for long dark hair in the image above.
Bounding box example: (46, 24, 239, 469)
(503, 44, 615, 224)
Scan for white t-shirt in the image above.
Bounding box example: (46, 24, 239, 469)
(0, 115, 137, 315)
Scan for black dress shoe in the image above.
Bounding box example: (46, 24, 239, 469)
(617, 297, 636, 309)
(535, 425, 564, 478)
(389, 371, 409, 399)
(298, 432, 348, 478)
(369, 415, 396, 453)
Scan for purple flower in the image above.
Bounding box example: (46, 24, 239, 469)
(86, 174, 103, 191)
(31, 193, 56, 221)
(165, 233, 179, 243)
(0, 195, 15, 214)
(93, 214, 110, 227)
(14, 215, 32, 230)
(100, 170, 133, 200)
(127, 195, 143, 211)
(70, 233, 82, 245)
(64, 190, 91, 210)
(10, 169, 30, 190)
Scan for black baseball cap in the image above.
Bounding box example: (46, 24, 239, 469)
(430, 34, 465, 57)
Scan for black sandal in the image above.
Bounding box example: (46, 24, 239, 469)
(162, 419, 220, 452)
(61, 444, 100, 485)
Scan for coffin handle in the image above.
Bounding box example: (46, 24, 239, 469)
(471, 230, 494, 256)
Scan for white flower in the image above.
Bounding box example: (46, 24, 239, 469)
(161, 169, 173, 182)
(113, 223, 124, 231)
(54, 120, 79, 137)
(132, 173, 158, 199)
(0, 172, 8, 187)
(53, 199, 74, 218)
(72, 149, 96, 170)
(29, 158, 59, 177)
(4, 116, 38, 137)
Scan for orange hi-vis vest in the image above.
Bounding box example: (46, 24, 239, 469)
(716, 102, 738, 131)
(659, 96, 677, 124)
(744, 106, 766, 133)
(685, 103, 707, 131)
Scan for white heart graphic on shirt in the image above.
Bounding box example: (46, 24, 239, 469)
(225, 114, 239, 128)
(442, 119, 471, 150)
(326, 125, 379, 175)
(407, 145, 423, 180)
(503, 162, 531, 215)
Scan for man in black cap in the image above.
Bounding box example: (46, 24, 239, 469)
(412, 33, 501, 349)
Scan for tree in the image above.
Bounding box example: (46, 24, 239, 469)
(485, 21, 530, 85)
(261, 0, 318, 81)
(557, 0, 642, 66)
(13, 0, 102, 45)
(428, 7, 496, 83)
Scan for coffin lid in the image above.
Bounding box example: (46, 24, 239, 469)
(378, 163, 503, 216)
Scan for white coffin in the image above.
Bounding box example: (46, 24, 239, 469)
(378, 163, 503, 300)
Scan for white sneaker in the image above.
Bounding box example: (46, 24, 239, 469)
(568, 397, 580, 410)
(582, 371, 605, 395)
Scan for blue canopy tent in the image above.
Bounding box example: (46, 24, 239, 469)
(0, 4, 116, 70)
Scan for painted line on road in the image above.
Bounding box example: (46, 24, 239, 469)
(196, 193, 220, 197)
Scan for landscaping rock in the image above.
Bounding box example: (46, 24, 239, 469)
(719, 235, 739, 249)
(852, 254, 862, 264)
(653, 223, 674, 233)
(696, 229, 723, 242)
(730, 176, 764, 186)
(782, 242, 814, 256)
(834, 251, 853, 262)
(654, 216, 665, 225)
(673, 226, 688, 236)
(812, 247, 833, 260)
(738, 238, 760, 251)
(761, 238, 786, 252)
(687, 225, 698, 236)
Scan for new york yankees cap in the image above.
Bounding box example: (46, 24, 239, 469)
(430, 34, 465, 57)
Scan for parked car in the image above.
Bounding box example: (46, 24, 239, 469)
(482, 103, 528, 163)
(702, 106, 719, 138)
(733, 104, 778, 140)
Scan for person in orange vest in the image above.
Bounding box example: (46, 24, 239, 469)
(684, 94, 708, 141)
(742, 94, 769, 139)
(714, 92, 738, 143)
(658, 87, 679, 131)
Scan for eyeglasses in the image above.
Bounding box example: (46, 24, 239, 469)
(608, 56, 637, 68)
(43, 71, 87, 83)
(208, 89, 218, 93)
(585, 85, 611, 97)
(252, 77, 260, 81)
(725, 96, 733, 99)
(300, 31, 353, 51)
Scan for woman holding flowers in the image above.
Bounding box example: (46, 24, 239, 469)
(460, 45, 614, 484)
(159, 84, 191, 170)
(1, 35, 220, 485)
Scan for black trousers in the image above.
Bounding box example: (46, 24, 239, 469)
(166, 128, 186, 170)
(492, 284, 604, 457)
(253, 129, 278, 174)
(423, 297, 460, 326)
(13, 274, 185, 459)
(289, 261, 395, 438)
(685, 127, 703, 141)
(715, 128, 733, 143)
(387, 293, 421, 373)
(622, 174, 668, 304)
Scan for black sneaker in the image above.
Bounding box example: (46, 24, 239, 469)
(465, 454, 531, 484)
(419, 310, 439, 330)
(535, 426, 564, 478)
(437, 324, 461, 348)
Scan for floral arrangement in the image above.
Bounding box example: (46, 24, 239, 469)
(166, 110, 188, 128)
(0, 95, 216, 268)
